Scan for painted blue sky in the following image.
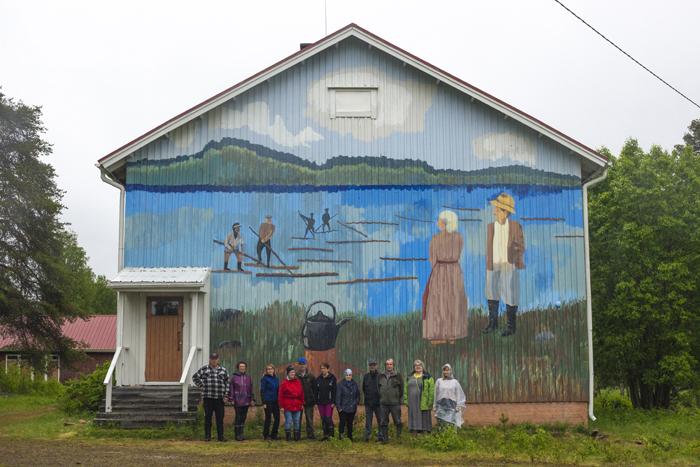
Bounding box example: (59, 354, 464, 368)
(132, 38, 581, 178)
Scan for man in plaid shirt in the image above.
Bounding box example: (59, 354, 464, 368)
(193, 352, 229, 441)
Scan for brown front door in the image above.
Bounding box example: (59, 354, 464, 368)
(145, 297, 183, 382)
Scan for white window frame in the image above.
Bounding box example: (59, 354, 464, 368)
(5, 354, 21, 373)
(329, 87, 378, 119)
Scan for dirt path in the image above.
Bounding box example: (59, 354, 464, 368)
(0, 438, 450, 467)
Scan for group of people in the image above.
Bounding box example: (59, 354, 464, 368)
(193, 353, 466, 443)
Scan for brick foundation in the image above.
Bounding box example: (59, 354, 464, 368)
(464, 402, 588, 426)
(221, 401, 588, 429)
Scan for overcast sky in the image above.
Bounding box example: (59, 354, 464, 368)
(2, 0, 699, 277)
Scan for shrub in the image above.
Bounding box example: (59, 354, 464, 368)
(595, 388, 633, 411)
(415, 425, 474, 452)
(60, 361, 109, 414)
(673, 389, 700, 409)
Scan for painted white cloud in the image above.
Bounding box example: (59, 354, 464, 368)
(307, 67, 436, 141)
(472, 131, 537, 167)
(221, 101, 323, 148)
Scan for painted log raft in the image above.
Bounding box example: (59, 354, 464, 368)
(442, 205, 480, 212)
(379, 257, 427, 261)
(298, 259, 352, 264)
(289, 247, 334, 252)
(211, 269, 253, 275)
(244, 262, 300, 270)
(327, 276, 418, 285)
(344, 221, 399, 226)
(326, 240, 390, 244)
(338, 221, 368, 238)
(396, 215, 432, 223)
(256, 272, 339, 278)
(522, 217, 565, 221)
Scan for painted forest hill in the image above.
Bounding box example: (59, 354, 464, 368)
(126, 137, 580, 188)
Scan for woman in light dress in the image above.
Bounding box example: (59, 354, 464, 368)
(434, 363, 466, 428)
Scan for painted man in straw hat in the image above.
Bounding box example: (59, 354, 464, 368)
(483, 193, 525, 337)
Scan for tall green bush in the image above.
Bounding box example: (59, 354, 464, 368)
(0, 366, 63, 396)
(60, 361, 109, 414)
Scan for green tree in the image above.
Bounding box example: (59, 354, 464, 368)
(0, 92, 94, 367)
(676, 118, 700, 154)
(91, 275, 116, 314)
(589, 138, 700, 408)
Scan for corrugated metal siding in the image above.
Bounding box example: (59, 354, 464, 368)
(122, 37, 588, 403)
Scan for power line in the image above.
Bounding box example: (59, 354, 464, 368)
(553, 0, 700, 110)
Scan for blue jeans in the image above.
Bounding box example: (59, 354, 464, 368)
(284, 410, 301, 431)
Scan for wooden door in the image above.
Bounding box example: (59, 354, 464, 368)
(145, 297, 183, 382)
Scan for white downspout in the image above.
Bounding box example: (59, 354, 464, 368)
(98, 165, 125, 270)
(582, 166, 608, 421)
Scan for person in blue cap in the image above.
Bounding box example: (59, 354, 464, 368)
(295, 356, 317, 439)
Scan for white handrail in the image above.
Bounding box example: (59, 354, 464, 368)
(180, 346, 199, 412)
(104, 346, 125, 413)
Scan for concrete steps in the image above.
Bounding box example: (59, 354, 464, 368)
(95, 385, 201, 428)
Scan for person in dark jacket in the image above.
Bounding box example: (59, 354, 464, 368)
(378, 358, 404, 443)
(279, 366, 304, 441)
(192, 353, 229, 442)
(314, 362, 337, 441)
(260, 363, 280, 440)
(361, 358, 381, 441)
(295, 357, 317, 439)
(336, 368, 360, 441)
(229, 361, 255, 441)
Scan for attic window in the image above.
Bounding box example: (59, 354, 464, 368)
(329, 87, 377, 118)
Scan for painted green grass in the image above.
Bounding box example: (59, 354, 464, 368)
(211, 300, 588, 403)
(1, 394, 698, 465)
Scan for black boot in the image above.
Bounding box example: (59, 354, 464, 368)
(378, 426, 388, 443)
(320, 417, 328, 441)
(501, 305, 517, 336)
(328, 420, 335, 439)
(237, 261, 244, 272)
(482, 300, 500, 333)
(234, 426, 242, 441)
(294, 430, 301, 441)
(223, 261, 229, 271)
(285, 430, 291, 441)
(396, 422, 403, 439)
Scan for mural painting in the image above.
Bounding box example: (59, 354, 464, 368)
(122, 41, 589, 404)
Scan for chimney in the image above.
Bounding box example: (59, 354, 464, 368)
(299, 43, 313, 50)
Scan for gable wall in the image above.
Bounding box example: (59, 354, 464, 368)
(120, 37, 589, 405)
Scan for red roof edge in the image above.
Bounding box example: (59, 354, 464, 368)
(98, 22, 607, 165)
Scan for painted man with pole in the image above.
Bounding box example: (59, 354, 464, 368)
(256, 215, 275, 267)
(224, 222, 245, 272)
(298, 211, 316, 238)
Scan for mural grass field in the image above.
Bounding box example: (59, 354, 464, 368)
(211, 300, 587, 403)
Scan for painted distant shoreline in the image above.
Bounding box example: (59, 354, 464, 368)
(126, 137, 581, 188)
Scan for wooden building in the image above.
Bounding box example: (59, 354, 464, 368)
(97, 24, 607, 425)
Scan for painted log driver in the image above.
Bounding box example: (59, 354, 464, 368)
(224, 223, 245, 271)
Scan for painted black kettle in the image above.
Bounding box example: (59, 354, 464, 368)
(301, 301, 352, 351)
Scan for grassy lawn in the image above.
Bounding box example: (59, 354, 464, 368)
(0, 394, 699, 466)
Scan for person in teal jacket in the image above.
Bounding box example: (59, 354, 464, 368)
(403, 359, 434, 433)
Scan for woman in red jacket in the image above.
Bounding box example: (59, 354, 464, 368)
(278, 366, 304, 441)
